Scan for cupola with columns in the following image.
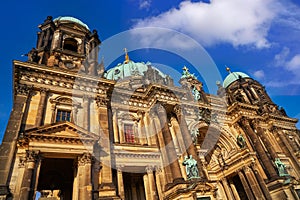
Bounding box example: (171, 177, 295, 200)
(27, 16, 103, 75)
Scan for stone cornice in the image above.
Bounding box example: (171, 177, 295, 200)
(14, 60, 114, 96)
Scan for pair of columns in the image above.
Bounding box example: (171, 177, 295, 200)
(116, 166, 158, 200)
(239, 119, 278, 179)
(221, 165, 271, 200)
(154, 103, 205, 184)
(17, 152, 93, 200)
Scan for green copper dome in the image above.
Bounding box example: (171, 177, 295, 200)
(223, 72, 250, 88)
(104, 60, 167, 81)
(54, 16, 90, 30)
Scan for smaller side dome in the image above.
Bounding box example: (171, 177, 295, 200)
(54, 16, 90, 30)
(223, 72, 250, 88)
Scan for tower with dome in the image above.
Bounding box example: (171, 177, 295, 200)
(0, 16, 300, 200)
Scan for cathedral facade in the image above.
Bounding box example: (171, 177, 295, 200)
(0, 16, 300, 200)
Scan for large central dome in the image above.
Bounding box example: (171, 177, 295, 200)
(104, 60, 166, 80)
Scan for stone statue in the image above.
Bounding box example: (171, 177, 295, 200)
(237, 134, 246, 148)
(192, 86, 201, 101)
(182, 155, 199, 179)
(191, 129, 199, 145)
(274, 158, 289, 177)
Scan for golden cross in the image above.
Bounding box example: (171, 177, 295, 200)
(124, 48, 129, 63)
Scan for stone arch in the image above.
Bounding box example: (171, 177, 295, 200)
(189, 121, 238, 163)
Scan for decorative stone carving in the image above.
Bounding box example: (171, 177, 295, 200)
(18, 157, 26, 168)
(95, 96, 108, 107)
(198, 108, 211, 124)
(191, 129, 199, 145)
(25, 150, 39, 163)
(145, 166, 154, 174)
(78, 153, 92, 166)
(15, 84, 32, 96)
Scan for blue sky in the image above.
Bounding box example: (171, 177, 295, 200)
(1, 0, 300, 142)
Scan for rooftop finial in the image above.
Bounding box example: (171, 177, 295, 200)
(124, 48, 130, 64)
(225, 65, 231, 74)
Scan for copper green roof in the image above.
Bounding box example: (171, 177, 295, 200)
(54, 16, 90, 30)
(223, 72, 250, 88)
(104, 60, 167, 81)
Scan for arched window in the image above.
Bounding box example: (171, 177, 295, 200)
(63, 38, 78, 52)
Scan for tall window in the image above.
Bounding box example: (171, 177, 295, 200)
(124, 124, 135, 143)
(56, 109, 71, 122)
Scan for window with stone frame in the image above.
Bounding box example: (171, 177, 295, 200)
(124, 123, 135, 143)
(56, 109, 71, 122)
(63, 38, 78, 53)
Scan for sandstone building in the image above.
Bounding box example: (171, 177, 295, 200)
(0, 16, 300, 200)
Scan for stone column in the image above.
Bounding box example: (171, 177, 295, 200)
(243, 166, 265, 199)
(251, 165, 272, 200)
(83, 95, 90, 131)
(239, 118, 278, 179)
(35, 88, 48, 126)
(146, 166, 157, 200)
(155, 104, 183, 183)
(37, 31, 45, 49)
(221, 178, 235, 200)
(152, 115, 173, 184)
(228, 179, 240, 200)
(0, 84, 32, 198)
(144, 112, 152, 145)
(143, 173, 150, 200)
(78, 153, 92, 200)
(19, 150, 39, 200)
(174, 104, 205, 179)
(96, 98, 116, 197)
(253, 121, 278, 160)
(274, 128, 300, 175)
(238, 170, 255, 200)
(116, 166, 125, 200)
(138, 112, 147, 145)
(112, 109, 119, 143)
(155, 167, 164, 200)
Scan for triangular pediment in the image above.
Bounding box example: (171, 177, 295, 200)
(24, 121, 99, 142)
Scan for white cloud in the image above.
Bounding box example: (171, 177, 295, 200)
(139, 0, 151, 10)
(132, 0, 281, 48)
(286, 54, 300, 71)
(274, 47, 290, 66)
(253, 70, 265, 79)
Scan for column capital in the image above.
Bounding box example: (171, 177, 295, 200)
(155, 166, 163, 173)
(78, 153, 92, 166)
(95, 96, 108, 108)
(26, 150, 39, 163)
(146, 166, 154, 174)
(39, 87, 49, 94)
(15, 84, 33, 96)
(116, 165, 124, 172)
(18, 156, 26, 168)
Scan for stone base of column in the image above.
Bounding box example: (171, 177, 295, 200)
(0, 185, 11, 200)
(98, 183, 120, 200)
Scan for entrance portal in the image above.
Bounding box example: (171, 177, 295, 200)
(123, 172, 146, 200)
(37, 158, 74, 200)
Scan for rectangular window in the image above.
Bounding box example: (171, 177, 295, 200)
(124, 124, 135, 143)
(56, 110, 71, 122)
